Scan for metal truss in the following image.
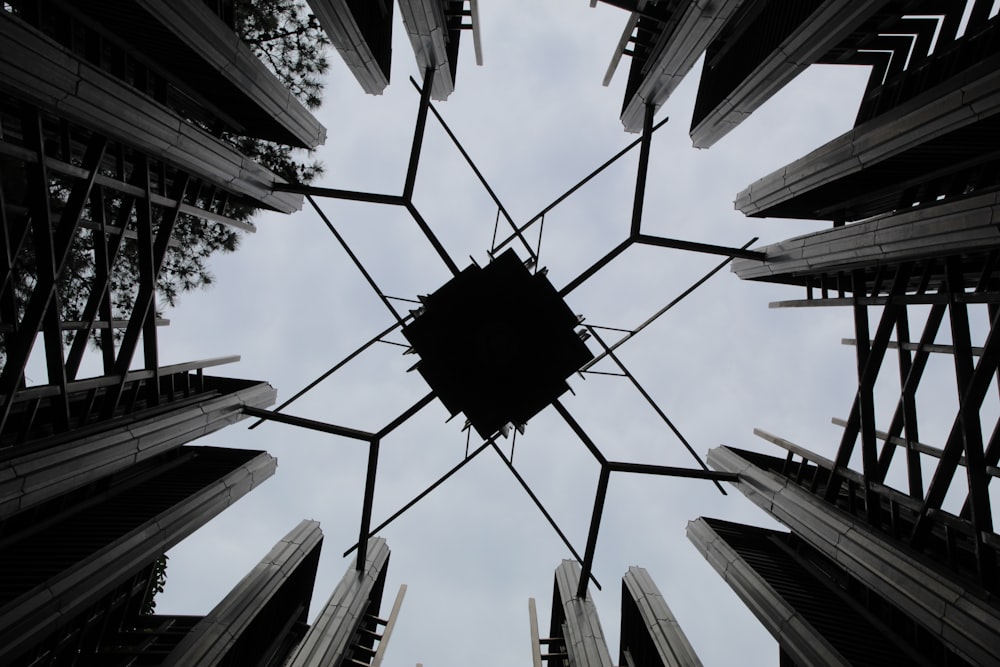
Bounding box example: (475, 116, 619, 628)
(760, 253, 1000, 595)
(0, 99, 258, 447)
(256, 68, 753, 594)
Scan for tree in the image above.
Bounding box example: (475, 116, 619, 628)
(230, 0, 331, 184)
(235, 0, 331, 110)
(147, 0, 330, 314)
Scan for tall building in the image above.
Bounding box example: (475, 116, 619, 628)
(0, 1, 399, 664)
(3, 0, 999, 664)
(604, 0, 1000, 664)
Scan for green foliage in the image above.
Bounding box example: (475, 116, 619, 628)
(235, 0, 331, 110)
(230, 0, 330, 185)
(5, 0, 330, 361)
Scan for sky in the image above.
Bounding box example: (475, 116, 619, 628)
(107, 2, 916, 664)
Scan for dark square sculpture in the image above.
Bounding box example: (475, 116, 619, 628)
(402, 249, 594, 438)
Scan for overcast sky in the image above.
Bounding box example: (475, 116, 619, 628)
(137, 2, 895, 664)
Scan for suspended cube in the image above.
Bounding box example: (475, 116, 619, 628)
(402, 249, 593, 438)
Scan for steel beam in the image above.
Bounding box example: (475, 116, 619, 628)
(356, 439, 381, 571)
(0, 115, 106, 432)
(897, 308, 921, 497)
(404, 66, 435, 201)
(560, 238, 634, 297)
(553, 400, 608, 465)
(607, 461, 738, 482)
(824, 265, 912, 515)
(307, 194, 403, 324)
(630, 103, 654, 237)
(874, 303, 946, 483)
(634, 234, 765, 260)
(492, 118, 669, 257)
(375, 391, 436, 439)
(579, 240, 756, 372)
(344, 438, 495, 557)
(406, 201, 459, 276)
(242, 406, 376, 441)
(852, 271, 881, 527)
(105, 169, 190, 417)
(932, 259, 995, 584)
(64, 184, 137, 379)
(587, 326, 723, 493)
(248, 317, 411, 430)
(911, 303, 1000, 588)
(491, 442, 600, 591)
(576, 465, 611, 599)
(409, 76, 536, 261)
(272, 183, 405, 206)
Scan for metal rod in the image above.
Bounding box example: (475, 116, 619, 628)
(942, 258, 994, 583)
(410, 76, 536, 261)
(242, 406, 376, 441)
(375, 391, 436, 439)
(343, 438, 496, 557)
(535, 215, 545, 272)
(491, 442, 601, 591)
(376, 339, 410, 349)
(66, 160, 134, 379)
(272, 183, 405, 206)
(406, 201, 460, 276)
(404, 66, 436, 200)
(248, 317, 409, 429)
(634, 233, 766, 260)
(579, 238, 757, 372)
(386, 295, 423, 304)
(874, 303, 945, 479)
(0, 121, 105, 431)
(308, 195, 404, 324)
(492, 117, 670, 256)
(824, 265, 912, 506)
(842, 337, 983, 357)
(559, 238, 634, 297)
(914, 302, 1000, 543)
(491, 208, 501, 255)
(107, 162, 191, 418)
(630, 103, 654, 237)
(587, 326, 724, 494)
(357, 438, 381, 570)
(553, 400, 608, 465)
(607, 461, 738, 481)
(588, 324, 635, 334)
(576, 465, 611, 599)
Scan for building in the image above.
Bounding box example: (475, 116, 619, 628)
(600, 0, 1000, 664)
(3, 0, 999, 664)
(528, 561, 703, 667)
(0, 0, 402, 663)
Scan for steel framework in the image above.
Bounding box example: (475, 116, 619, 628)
(250, 67, 758, 594)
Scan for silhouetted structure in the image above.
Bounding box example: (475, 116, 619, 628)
(312, 0, 481, 99)
(599, 0, 1000, 664)
(0, 1, 405, 664)
(5, 0, 999, 664)
(403, 249, 593, 439)
(529, 562, 702, 667)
